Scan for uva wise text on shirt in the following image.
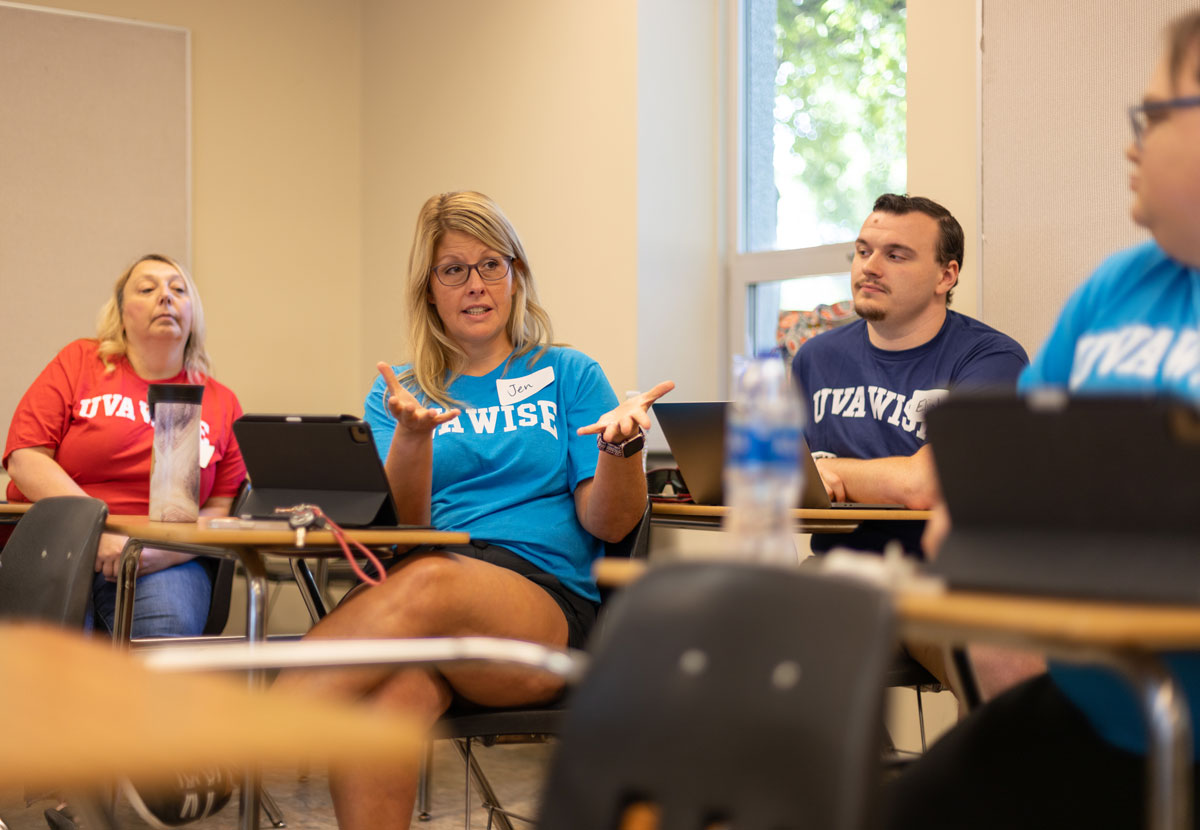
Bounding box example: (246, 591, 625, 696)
(1069, 325, 1200, 390)
(810, 386, 948, 441)
(433, 400, 559, 439)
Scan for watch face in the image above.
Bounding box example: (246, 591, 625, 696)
(621, 434, 645, 457)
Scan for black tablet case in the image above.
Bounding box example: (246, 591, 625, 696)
(232, 415, 401, 528)
(927, 393, 1200, 604)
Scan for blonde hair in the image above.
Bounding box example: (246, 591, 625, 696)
(402, 191, 555, 409)
(96, 254, 211, 381)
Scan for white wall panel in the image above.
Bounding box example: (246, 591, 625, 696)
(0, 3, 187, 435)
(980, 0, 1193, 356)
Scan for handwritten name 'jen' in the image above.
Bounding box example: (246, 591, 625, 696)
(503, 382, 534, 399)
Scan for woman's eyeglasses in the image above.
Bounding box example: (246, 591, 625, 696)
(431, 256, 513, 287)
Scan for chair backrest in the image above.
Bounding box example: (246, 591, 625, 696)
(199, 557, 236, 636)
(195, 478, 248, 636)
(0, 496, 108, 626)
(539, 561, 896, 830)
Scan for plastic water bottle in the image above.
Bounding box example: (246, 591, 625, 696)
(723, 353, 803, 564)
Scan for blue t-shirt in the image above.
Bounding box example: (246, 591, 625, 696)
(364, 347, 618, 602)
(1019, 240, 1200, 756)
(792, 310, 1028, 553)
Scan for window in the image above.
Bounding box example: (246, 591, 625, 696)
(730, 0, 907, 358)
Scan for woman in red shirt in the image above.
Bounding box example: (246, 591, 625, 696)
(4, 254, 246, 637)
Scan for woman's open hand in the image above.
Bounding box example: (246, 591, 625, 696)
(377, 363, 461, 436)
(576, 380, 676, 444)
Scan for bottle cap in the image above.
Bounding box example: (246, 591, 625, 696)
(147, 383, 205, 417)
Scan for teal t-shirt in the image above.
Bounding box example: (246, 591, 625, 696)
(1019, 240, 1200, 755)
(364, 347, 618, 602)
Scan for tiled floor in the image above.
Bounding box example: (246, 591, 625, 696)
(0, 739, 552, 830)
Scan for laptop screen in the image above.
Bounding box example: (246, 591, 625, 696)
(653, 401, 834, 508)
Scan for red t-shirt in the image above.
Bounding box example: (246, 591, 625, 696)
(4, 339, 247, 515)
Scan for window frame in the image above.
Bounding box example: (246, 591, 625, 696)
(723, 0, 902, 367)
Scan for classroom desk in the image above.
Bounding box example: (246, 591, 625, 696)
(594, 558, 1198, 830)
(106, 515, 469, 645)
(0, 501, 30, 522)
(650, 501, 930, 533)
(106, 515, 469, 830)
(0, 623, 425, 791)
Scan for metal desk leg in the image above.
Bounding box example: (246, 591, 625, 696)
(288, 557, 328, 624)
(259, 786, 286, 827)
(113, 540, 145, 649)
(417, 742, 433, 820)
(237, 549, 270, 830)
(1144, 666, 1192, 830)
(242, 549, 269, 644)
(1114, 655, 1193, 830)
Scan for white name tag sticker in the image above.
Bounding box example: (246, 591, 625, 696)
(497, 366, 555, 404)
(907, 388, 949, 422)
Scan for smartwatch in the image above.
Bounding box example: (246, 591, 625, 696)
(597, 429, 645, 458)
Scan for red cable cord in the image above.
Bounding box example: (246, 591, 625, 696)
(308, 506, 388, 586)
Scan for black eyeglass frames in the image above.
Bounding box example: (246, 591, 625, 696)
(430, 256, 514, 287)
(1128, 94, 1200, 149)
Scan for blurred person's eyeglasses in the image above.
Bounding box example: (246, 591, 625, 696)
(1128, 95, 1200, 149)
(431, 256, 513, 287)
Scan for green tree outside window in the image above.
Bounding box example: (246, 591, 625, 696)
(774, 0, 907, 241)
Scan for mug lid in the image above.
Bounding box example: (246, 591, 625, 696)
(147, 383, 205, 412)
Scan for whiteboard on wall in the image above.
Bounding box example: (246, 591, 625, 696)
(0, 2, 189, 441)
(980, 0, 1193, 357)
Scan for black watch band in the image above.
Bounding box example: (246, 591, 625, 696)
(597, 429, 645, 458)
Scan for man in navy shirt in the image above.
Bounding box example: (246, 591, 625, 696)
(792, 194, 1028, 557)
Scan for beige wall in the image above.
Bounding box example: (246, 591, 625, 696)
(0, 4, 189, 436)
(907, 0, 980, 320)
(9, 0, 986, 421)
(16, 0, 364, 416)
(636, 0, 722, 408)
(359, 0, 640, 398)
(979, 0, 1189, 356)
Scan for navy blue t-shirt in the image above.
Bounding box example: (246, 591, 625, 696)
(791, 310, 1028, 554)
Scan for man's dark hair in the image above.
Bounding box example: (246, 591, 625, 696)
(871, 193, 963, 305)
(1167, 10, 1200, 90)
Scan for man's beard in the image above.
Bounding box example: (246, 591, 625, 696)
(853, 298, 886, 322)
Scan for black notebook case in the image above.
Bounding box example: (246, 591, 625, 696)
(232, 414, 403, 528)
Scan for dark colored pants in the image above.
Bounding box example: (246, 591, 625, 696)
(880, 673, 1200, 829)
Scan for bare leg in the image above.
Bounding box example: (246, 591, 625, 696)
(327, 667, 452, 829)
(274, 551, 570, 830)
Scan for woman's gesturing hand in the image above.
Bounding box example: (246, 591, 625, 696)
(576, 380, 676, 444)
(377, 363, 461, 435)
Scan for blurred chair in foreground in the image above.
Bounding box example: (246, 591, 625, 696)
(0, 496, 108, 627)
(539, 561, 897, 830)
